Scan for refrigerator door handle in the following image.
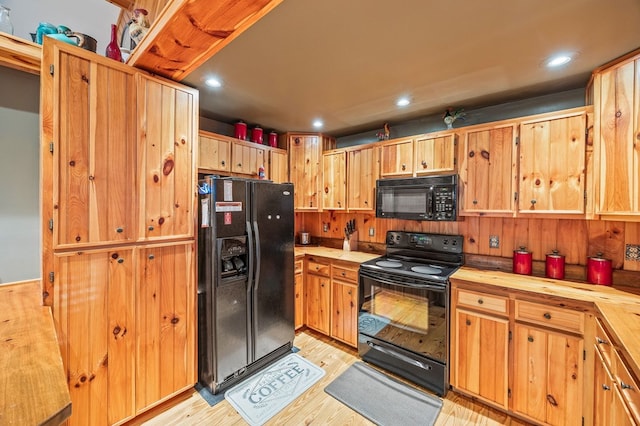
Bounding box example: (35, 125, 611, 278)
(253, 219, 261, 292)
(246, 219, 255, 361)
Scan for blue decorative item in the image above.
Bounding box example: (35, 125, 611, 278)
(36, 22, 57, 44)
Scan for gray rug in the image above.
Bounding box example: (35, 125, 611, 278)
(325, 362, 443, 426)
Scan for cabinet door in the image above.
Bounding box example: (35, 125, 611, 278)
(269, 149, 288, 183)
(305, 273, 330, 334)
(414, 133, 456, 175)
(459, 124, 517, 215)
(595, 59, 640, 216)
(331, 280, 358, 347)
(232, 141, 266, 176)
(452, 309, 509, 409)
(289, 135, 322, 210)
(380, 138, 413, 177)
(347, 146, 379, 211)
(199, 133, 230, 172)
(136, 242, 196, 413)
(52, 48, 137, 249)
(512, 323, 583, 425)
(138, 75, 197, 241)
(294, 261, 304, 330)
(519, 112, 586, 214)
(594, 348, 615, 425)
(54, 248, 135, 426)
(322, 151, 346, 210)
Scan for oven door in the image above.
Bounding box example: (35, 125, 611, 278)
(358, 269, 449, 395)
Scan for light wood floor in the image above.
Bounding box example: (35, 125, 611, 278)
(135, 329, 530, 425)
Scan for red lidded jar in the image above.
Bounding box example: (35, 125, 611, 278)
(251, 126, 263, 144)
(587, 253, 613, 286)
(234, 121, 247, 140)
(268, 131, 278, 148)
(513, 246, 532, 275)
(545, 250, 565, 280)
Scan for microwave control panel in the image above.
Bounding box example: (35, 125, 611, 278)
(432, 186, 456, 220)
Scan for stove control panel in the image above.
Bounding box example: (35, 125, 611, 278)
(386, 231, 463, 254)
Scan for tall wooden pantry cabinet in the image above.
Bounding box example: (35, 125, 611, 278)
(40, 38, 198, 425)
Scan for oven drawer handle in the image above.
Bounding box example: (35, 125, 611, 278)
(367, 341, 432, 371)
(360, 272, 445, 291)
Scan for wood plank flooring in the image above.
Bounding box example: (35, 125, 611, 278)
(135, 329, 530, 425)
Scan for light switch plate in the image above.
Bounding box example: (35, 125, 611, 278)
(489, 235, 500, 249)
(369, 227, 375, 237)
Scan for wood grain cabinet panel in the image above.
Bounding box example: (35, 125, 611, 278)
(269, 148, 288, 183)
(54, 248, 136, 426)
(305, 273, 330, 335)
(458, 124, 518, 216)
(294, 259, 304, 330)
(593, 55, 640, 219)
(137, 74, 197, 241)
(379, 137, 413, 177)
(331, 280, 358, 347)
(346, 145, 379, 211)
(289, 134, 322, 210)
(414, 132, 457, 175)
(322, 150, 346, 210)
(518, 110, 587, 214)
(231, 140, 266, 177)
(198, 132, 230, 173)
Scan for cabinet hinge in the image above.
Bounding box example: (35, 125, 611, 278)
(584, 350, 586, 361)
(508, 388, 511, 398)
(49, 142, 54, 154)
(453, 157, 457, 166)
(48, 218, 53, 231)
(514, 192, 518, 202)
(48, 271, 54, 283)
(515, 136, 520, 145)
(584, 190, 587, 201)
(509, 330, 512, 341)
(582, 417, 584, 426)
(49, 64, 54, 76)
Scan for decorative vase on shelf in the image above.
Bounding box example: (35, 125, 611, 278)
(0, 5, 14, 35)
(105, 24, 123, 62)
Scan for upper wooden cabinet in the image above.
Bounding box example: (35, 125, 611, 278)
(379, 137, 414, 177)
(322, 150, 347, 210)
(518, 108, 587, 215)
(592, 53, 640, 220)
(137, 74, 198, 242)
(199, 132, 230, 173)
(231, 139, 267, 177)
(414, 132, 457, 175)
(269, 148, 288, 183)
(346, 144, 379, 212)
(458, 122, 518, 216)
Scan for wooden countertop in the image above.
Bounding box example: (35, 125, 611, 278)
(451, 267, 640, 382)
(0, 281, 71, 425)
(294, 246, 380, 264)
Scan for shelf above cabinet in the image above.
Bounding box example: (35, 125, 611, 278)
(0, 32, 41, 75)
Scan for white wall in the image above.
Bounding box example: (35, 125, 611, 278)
(2, 0, 120, 55)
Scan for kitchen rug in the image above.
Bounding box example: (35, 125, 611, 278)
(224, 353, 325, 426)
(325, 362, 443, 426)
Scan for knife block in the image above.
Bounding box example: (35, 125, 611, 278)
(343, 231, 358, 252)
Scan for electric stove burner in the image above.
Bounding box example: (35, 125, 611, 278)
(411, 265, 442, 275)
(376, 260, 403, 268)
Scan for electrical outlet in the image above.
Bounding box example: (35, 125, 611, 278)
(626, 244, 640, 262)
(369, 227, 375, 237)
(489, 235, 500, 249)
(323, 222, 329, 232)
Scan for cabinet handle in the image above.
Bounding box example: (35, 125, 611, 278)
(528, 336, 534, 342)
(621, 381, 634, 390)
(596, 337, 608, 345)
(466, 319, 471, 326)
(602, 384, 611, 391)
(543, 312, 551, 320)
(401, 163, 406, 170)
(116, 227, 123, 233)
(237, 163, 242, 167)
(148, 254, 155, 260)
(321, 283, 325, 287)
(341, 271, 346, 276)
(348, 290, 352, 295)
(546, 394, 558, 407)
(531, 199, 537, 205)
(473, 199, 478, 205)
(477, 298, 484, 305)
(117, 258, 124, 264)
(421, 160, 427, 168)
(221, 160, 226, 166)
(148, 225, 154, 231)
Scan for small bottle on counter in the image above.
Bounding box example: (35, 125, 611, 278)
(258, 164, 265, 180)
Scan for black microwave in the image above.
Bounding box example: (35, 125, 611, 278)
(375, 174, 458, 221)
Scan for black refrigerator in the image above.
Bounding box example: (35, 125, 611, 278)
(197, 176, 295, 394)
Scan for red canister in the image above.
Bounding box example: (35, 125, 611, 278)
(513, 247, 533, 275)
(545, 250, 565, 280)
(251, 126, 263, 144)
(268, 131, 278, 148)
(234, 121, 247, 140)
(587, 253, 613, 286)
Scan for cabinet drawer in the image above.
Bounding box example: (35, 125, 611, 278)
(332, 265, 358, 283)
(595, 318, 614, 368)
(294, 259, 303, 275)
(306, 258, 330, 276)
(456, 289, 509, 316)
(612, 349, 640, 423)
(514, 300, 584, 334)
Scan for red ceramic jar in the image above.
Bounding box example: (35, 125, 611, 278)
(513, 247, 532, 275)
(234, 121, 247, 140)
(587, 253, 613, 286)
(268, 131, 278, 148)
(251, 126, 263, 144)
(545, 250, 565, 280)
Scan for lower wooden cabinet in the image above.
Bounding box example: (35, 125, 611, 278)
(294, 258, 304, 330)
(305, 257, 331, 335)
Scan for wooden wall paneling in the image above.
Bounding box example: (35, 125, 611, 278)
(478, 217, 503, 256)
(463, 216, 480, 254)
(501, 218, 516, 258)
(513, 218, 530, 253)
(556, 219, 589, 265)
(587, 220, 608, 258)
(624, 222, 640, 271)
(605, 221, 626, 268)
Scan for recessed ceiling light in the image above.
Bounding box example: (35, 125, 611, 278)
(312, 119, 323, 128)
(396, 97, 411, 107)
(546, 54, 573, 68)
(205, 77, 222, 88)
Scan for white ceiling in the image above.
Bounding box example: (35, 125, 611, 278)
(182, 0, 640, 137)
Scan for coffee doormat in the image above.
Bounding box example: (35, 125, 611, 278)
(224, 353, 325, 426)
(325, 362, 443, 426)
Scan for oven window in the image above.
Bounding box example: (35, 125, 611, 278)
(359, 278, 447, 363)
(379, 187, 427, 214)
